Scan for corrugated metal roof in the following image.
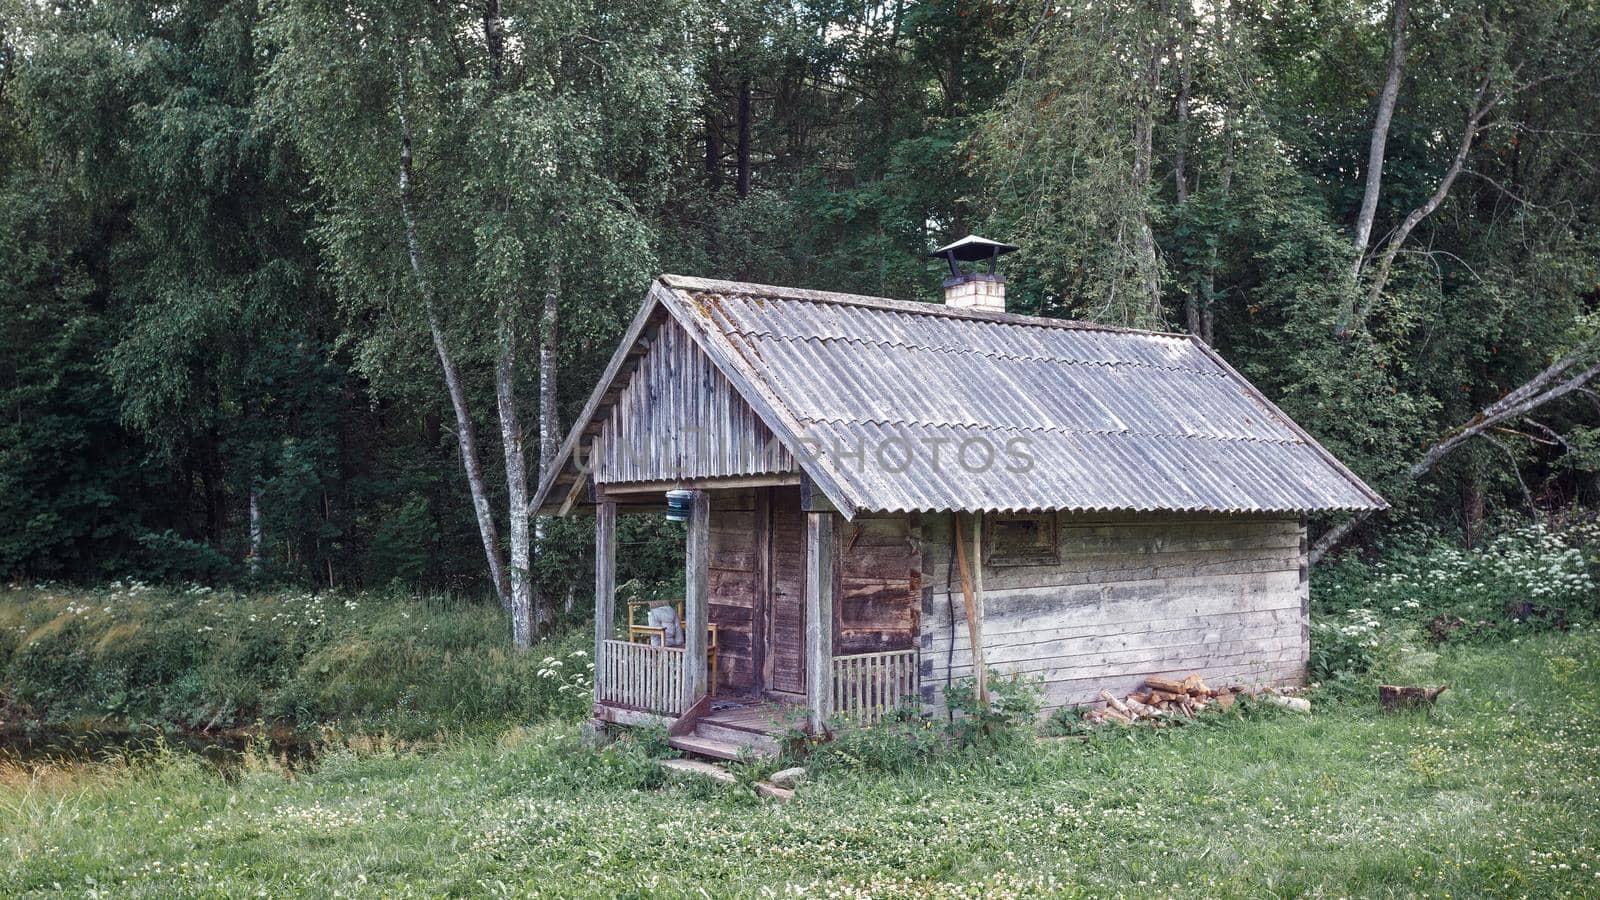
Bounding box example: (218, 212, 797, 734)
(660, 275, 1386, 516)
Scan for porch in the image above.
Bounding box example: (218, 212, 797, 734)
(589, 479, 921, 756)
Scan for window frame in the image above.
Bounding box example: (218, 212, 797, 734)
(981, 511, 1060, 567)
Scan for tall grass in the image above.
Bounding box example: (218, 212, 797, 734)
(1, 629, 1597, 896)
(0, 584, 592, 736)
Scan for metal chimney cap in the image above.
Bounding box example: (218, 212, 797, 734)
(927, 235, 1019, 263)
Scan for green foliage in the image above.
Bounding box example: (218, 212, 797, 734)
(0, 585, 591, 737)
(804, 673, 1042, 774)
(584, 725, 679, 791)
(810, 705, 945, 774)
(3, 0, 1600, 602)
(1043, 704, 1099, 737)
(131, 531, 239, 585)
(943, 671, 1043, 749)
(5, 633, 1600, 895)
(1311, 518, 1600, 686)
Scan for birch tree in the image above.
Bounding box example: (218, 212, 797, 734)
(262, 0, 695, 644)
(1334, 0, 1593, 337)
(1347, 0, 1408, 284)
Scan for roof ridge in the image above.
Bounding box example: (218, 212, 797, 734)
(660, 274, 1195, 340)
(794, 416, 1307, 447)
(733, 330, 1226, 376)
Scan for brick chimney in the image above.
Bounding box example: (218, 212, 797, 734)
(929, 235, 1018, 312)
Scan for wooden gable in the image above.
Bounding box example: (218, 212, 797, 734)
(590, 315, 797, 485)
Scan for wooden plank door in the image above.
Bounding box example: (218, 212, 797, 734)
(765, 486, 807, 697)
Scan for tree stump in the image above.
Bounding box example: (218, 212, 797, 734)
(1378, 684, 1447, 712)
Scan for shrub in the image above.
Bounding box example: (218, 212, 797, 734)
(944, 671, 1041, 748)
(1044, 704, 1096, 736)
(0, 584, 593, 736)
(1310, 517, 1600, 684)
(1308, 608, 1410, 684)
(811, 704, 944, 774)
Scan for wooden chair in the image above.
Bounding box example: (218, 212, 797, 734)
(625, 600, 719, 689)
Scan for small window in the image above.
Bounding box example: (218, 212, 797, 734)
(983, 513, 1059, 566)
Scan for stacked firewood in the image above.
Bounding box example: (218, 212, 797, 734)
(1080, 674, 1309, 726)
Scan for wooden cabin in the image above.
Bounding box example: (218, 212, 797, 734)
(531, 257, 1385, 759)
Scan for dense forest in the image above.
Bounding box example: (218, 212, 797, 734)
(3, 0, 1599, 640)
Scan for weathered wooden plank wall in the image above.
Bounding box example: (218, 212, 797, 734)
(767, 487, 807, 695)
(918, 511, 1308, 715)
(708, 490, 760, 693)
(592, 316, 796, 484)
(834, 513, 922, 655)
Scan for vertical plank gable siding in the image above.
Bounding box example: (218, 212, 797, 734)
(594, 316, 796, 484)
(918, 512, 1308, 715)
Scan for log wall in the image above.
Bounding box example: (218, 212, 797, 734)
(917, 511, 1308, 715)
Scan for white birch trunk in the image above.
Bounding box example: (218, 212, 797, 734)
(1348, 77, 1495, 333)
(248, 486, 263, 575)
(497, 311, 533, 648)
(395, 60, 512, 612)
(1349, 0, 1408, 281)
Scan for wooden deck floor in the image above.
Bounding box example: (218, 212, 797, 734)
(701, 697, 794, 736)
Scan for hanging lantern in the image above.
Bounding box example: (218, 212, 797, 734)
(664, 489, 695, 522)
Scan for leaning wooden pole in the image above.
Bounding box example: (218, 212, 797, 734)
(953, 512, 987, 705)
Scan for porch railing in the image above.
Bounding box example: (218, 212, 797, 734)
(597, 639, 688, 715)
(831, 649, 920, 726)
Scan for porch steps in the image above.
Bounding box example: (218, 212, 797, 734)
(667, 733, 759, 761)
(667, 701, 785, 761)
(698, 721, 780, 752)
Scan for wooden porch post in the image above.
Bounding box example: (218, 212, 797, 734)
(683, 490, 711, 706)
(594, 497, 616, 703)
(804, 510, 834, 731)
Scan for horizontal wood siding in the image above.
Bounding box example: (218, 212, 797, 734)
(597, 639, 687, 716)
(834, 513, 921, 655)
(918, 512, 1308, 716)
(593, 316, 796, 484)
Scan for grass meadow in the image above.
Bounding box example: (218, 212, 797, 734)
(3, 520, 1600, 897)
(2, 627, 1597, 898)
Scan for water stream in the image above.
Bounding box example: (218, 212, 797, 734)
(0, 725, 321, 776)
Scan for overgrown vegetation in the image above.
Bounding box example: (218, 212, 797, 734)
(1309, 517, 1600, 689)
(0, 585, 592, 737)
(4, 628, 1598, 896)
